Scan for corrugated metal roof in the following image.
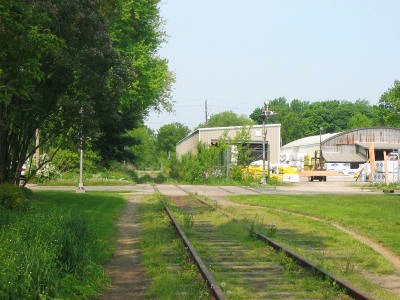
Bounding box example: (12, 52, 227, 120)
(355, 142, 400, 149)
(282, 133, 339, 148)
(176, 124, 281, 146)
(323, 152, 367, 162)
(198, 124, 280, 132)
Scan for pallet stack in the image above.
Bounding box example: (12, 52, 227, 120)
(373, 160, 400, 183)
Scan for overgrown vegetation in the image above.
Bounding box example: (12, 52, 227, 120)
(138, 194, 209, 298)
(0, 183, 30, 209)
(169, 196, 347, 299)
(0, 190, 124, 298)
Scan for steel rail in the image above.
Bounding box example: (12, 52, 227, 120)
(157, 186, 374, 300)
(163, 205, 227, 300)
(254, 232, 375, 300)
(186, 192, 375, 300)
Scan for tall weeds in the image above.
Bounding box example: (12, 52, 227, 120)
(0, 196, 114, 299)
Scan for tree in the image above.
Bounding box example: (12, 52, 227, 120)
(123, 127, 158, 170)
(199, 111, 255, 128)
(379, 80, 400, 127)
(157, 123, 190, 156)
(95, 0, 174, 161)
(347, 112, 373, 129)
(0, 0, 173, 184)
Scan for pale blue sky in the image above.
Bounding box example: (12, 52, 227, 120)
(146, 0, 400, 131)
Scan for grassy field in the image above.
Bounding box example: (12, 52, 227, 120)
(0, 191, 125, 299)
(228, 194, 400, 257)
(221, 194, 400, 299)
(138, 194, 210, 298)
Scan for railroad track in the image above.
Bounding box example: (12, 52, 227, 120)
(154, 186, 374, 299)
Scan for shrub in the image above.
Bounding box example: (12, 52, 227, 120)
(155, 173, 167, 183)
(0, 183, 27, 209)
(138, 174, 153, 183)
(35, 154, 61, 182)
(52, 149, 101, 173)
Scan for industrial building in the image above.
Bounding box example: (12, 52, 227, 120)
(176, 124, 281, 165)
(280, 133, 338, 168)
(281, 127, 400, 170)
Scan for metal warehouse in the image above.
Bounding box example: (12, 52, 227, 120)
(322, 127, 400, 167)
(281, 127, 400, 169)
(281, 133, 339, 166)
(176, 124, 281, 165)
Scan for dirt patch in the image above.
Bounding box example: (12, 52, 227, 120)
(99, 195, 150, 300)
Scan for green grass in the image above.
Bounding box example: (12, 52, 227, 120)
(0, 191, 125, 299)
(228, 194, 400, 257)
(36, 177, 135, 186)
(138, 194, 210, 299)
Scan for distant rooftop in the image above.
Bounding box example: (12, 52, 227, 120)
(282, 133, 339, 148)
(177, 124, 281, 145)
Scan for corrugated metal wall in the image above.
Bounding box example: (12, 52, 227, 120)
(323, 127, 400, 147)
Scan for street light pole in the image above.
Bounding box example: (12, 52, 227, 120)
(261, 100, 275, 185)
(261, 115, 266, 184)
(77, 106, 85, 193)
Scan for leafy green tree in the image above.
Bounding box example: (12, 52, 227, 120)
(0, 0, 173, 184)
(96, 0, 174, 161)
(0, 1, 117, 184)
(157, 123, 190, 157)
(347, 112, 373, 129)
(123, 127, 158, 170)
(379, 80, 400, 127)
(199, 111, 255, 128)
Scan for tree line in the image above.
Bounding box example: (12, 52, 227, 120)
(250, 81, 400, 145)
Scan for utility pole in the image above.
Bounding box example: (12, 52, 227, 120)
(205, 99, 208, 126)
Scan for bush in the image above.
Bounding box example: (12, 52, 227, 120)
(52, 149, 101, 173)
(35, 154, 61, 182)
(0, 183, 27, 209)
(138, 174, 153, 183)
(154, 173, 167, 183)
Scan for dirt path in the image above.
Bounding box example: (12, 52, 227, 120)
(99, 195, 149, 300)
